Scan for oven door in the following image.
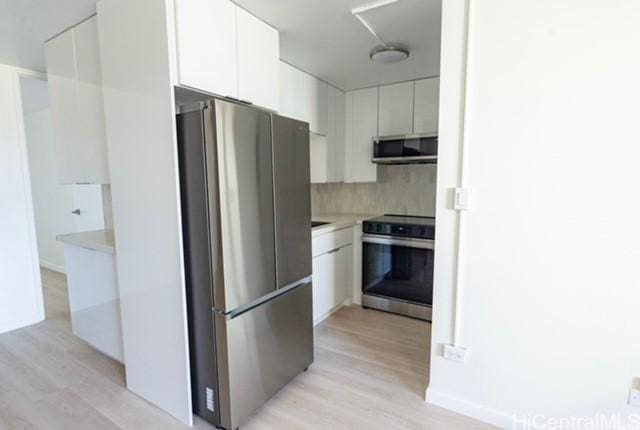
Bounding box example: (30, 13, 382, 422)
(362, 235, 434, 307)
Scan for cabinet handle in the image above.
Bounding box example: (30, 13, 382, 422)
(71, 209, 81, 215)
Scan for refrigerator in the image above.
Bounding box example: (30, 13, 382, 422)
(177, 99, 313, 430)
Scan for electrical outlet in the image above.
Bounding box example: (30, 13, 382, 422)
(443, 344, 468, 363)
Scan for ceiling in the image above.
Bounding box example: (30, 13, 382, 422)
(0, 0, 441, 91)
(235, 0, 442, 91)
(0, 0, 96, 72)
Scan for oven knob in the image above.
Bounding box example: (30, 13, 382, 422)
(418, 227, 425, 237)
(376, 224, 383, 232)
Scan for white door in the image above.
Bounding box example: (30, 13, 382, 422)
(71, 184, 104, 232)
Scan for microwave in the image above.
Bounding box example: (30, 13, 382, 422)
(372, 133, 438, 165)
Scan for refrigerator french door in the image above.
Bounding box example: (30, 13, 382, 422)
(177, 99, 313, 430)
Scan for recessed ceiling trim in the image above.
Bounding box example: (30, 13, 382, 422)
(353, 14, 387, 46)
(351, 0, 399, 15)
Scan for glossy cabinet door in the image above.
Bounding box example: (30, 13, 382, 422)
(45, 18, 110, 184)
(345, 87, 378, 183)
(378, 81, 414, 136)
(327, 85, 345, 182)
(236, 6, 279, 111)
(45, 30, 84, 184)
(279, 61, 328, 135)
(414, 77, 440, 134)
(64, 243, 123, 362)
(74, 17, 110, 184)
(174, 0, 238, 98)
(312, 243, 353, 325)
(309, 133, 328, 183)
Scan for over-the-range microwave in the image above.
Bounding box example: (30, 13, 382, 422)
(372, 133, 438, 165)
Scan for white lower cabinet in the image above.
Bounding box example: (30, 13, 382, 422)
(63, 244, 123, 362)
(312, 229, 353, 325)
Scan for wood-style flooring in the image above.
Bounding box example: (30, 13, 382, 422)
(0, 268, 493, 429)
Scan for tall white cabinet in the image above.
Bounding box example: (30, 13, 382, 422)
(279, 62, 343, 183)
(45, 16, 110, 184)
(345, 87, 379, 183)
(327, 85, 346, 182)
(414, 77, 440, 134)
(378, 81, 414, 136)
(175, 0, 280, 112)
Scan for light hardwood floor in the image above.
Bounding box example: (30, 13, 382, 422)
(0, 268, 492, 429)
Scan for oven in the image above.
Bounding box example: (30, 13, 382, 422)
(361, 217, 434, 321)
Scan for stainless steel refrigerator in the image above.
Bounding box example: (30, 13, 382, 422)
(177, 99, 313, 430)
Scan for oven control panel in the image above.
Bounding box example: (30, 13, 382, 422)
(362, 219, 435, 240)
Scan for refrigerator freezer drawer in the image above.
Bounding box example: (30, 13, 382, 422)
(215, 282, 313, 430)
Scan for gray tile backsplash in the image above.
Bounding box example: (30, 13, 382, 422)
(311, 164, 437, 216)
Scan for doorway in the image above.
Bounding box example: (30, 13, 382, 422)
(18, 74, 106, 320)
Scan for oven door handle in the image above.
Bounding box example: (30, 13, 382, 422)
(362, 234, 434, 250)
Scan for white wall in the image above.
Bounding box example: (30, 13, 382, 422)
(21, 79, 76, 273)
(0, 64, 44, 333)
(428, 0, 640, 427)
(97, 0, 192, 425)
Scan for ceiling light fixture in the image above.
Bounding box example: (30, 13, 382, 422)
(369, 45, 410, 64)
(351, 0, 410, 65)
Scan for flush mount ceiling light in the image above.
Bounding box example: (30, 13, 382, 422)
(352, 0, 410, 65)
(370, 45, 410, 64)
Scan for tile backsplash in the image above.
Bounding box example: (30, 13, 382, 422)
(311, 164, 437, 216)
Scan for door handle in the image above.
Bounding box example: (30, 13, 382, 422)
(71, 209, 81, 215)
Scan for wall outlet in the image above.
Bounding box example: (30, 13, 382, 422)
(443, 344, 468, 363)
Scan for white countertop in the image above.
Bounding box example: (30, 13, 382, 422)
(57, 229, 116, 254)
(312, 213, 380, 237)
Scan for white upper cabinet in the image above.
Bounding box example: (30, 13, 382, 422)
(327, 85, 345, 182)
(46, 30, 83, 184)
(45, 16, 110, 184)
(236, 6, 279, 111)
(74, 17, 110, 184)
(345, 87, 378, 183)
(175, 0, 238, 98)
(174, 1, 279, 111)
(378, 81, 414, 136)
(279, 62, 328, 135)
(309, 133, 328, 183)
(413, 77, 440, 134)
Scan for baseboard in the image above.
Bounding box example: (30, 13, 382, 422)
(39, 259, 66, 274)
(425, 387, 513, 429)
(313, 299, 352, 327)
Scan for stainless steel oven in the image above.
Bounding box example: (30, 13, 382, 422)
(361, 215, 434, 321)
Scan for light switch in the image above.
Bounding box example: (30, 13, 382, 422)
(454, 187, 470, 210)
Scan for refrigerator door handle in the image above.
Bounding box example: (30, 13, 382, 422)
(214, 275, 312, 320)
